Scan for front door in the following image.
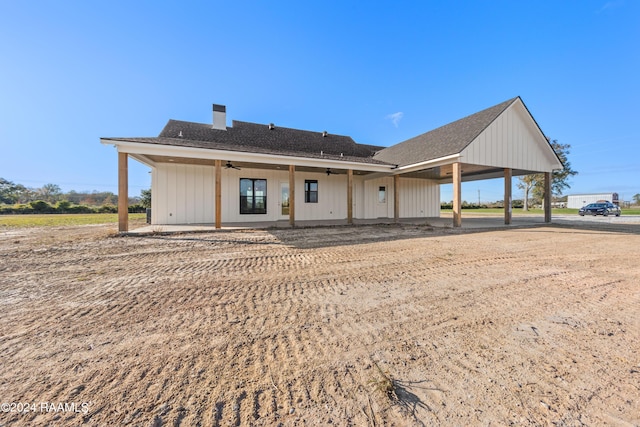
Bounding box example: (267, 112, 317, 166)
(279, 182, 290, 220)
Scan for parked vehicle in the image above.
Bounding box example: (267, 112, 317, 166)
(578, 202, 621, 217)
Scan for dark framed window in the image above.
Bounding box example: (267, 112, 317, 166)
(240, 178, 267, 214)
(305, 180, 318, 203)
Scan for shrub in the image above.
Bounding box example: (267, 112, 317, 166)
(29, 200, 54, 213)
(128, 204, 146, 213)
(66, 204, 95, 214)
(56, 200, 72, 213)
(98, 204, 117, 213)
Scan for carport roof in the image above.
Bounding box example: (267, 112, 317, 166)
(373, 97, 520, 167)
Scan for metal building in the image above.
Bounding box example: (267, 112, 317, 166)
(567, 193, 619, 209)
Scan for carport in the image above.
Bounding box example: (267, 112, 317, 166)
(375, 96, 563, 226)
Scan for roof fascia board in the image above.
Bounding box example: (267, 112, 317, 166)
(101, 139, 394, 173)
(393, 153, 462, 174)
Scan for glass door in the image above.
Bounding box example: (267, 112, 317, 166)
(280, 182, 290, 219)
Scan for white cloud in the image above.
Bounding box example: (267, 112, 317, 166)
(597, 0, 624, 13)
(386, 112, 404, 128)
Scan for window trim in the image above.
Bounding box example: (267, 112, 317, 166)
(240, 178, 267, 214)
(378, 186, 387, 203)
(305, 180, 318, 203)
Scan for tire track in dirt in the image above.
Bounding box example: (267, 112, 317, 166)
(1, 225, 639, 425)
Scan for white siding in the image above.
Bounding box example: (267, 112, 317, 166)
(219, 167, 288, 223)
(353, 176, 365, 219)
(152, 163, 215, 224)
(152, 165, 359, 224)
(296, 173, 348, 221)
(152, 165, 442, 224)
(461, 102, 558, 171)
(362, 177, 394, 219)
(398, 177, 440, 218)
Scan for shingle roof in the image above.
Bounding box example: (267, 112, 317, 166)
(160, 119, 387, 158)
(104, 97, 529, 169)
(373, 97, 519, 167)
(104, 119, 391, 165)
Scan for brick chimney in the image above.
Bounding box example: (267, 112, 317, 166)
(212, 104, 226, 130)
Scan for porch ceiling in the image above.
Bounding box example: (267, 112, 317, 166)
(140, 154, 540, 181)
(142, 154, 374, 175)
(401, 163, 540, 183)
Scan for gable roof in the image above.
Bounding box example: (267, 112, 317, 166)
(373, 97, 519, 167)
(102, 96, 561, 173)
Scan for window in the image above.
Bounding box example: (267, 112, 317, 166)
(378, 186, 387, 203)
(305, 180, 318, 203)
(240, 179, 267, 214)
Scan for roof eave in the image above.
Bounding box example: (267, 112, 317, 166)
(392, 153, 462, 174)
(101, 138, 395, 173)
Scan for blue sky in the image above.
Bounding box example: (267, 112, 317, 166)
(1, 1, 638, 203)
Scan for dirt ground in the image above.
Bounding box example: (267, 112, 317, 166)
(1, 222, 639, 426)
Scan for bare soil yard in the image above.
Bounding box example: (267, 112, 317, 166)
(1, 223, 639, 426)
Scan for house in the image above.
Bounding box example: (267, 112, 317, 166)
(101, 96, 563, 232)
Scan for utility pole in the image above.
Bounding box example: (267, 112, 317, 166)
(477, 189, 480, 206)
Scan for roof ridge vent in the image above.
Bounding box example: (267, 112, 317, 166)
(269, 123, 275, 130)
(322, 130, 328, 137)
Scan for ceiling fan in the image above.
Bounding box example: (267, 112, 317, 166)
(225, 161, 241, 170)
(326, 168, 333, 176)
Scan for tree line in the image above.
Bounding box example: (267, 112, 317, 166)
(0, 178, 151, 214)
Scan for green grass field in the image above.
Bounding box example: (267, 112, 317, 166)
(0, 213, 146, 228)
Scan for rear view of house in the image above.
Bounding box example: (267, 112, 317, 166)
(101, 97, 563, 231)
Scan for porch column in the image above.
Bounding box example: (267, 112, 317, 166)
(289, 165, 295, 227)
(394, 174, 400, 223)
(544, 172, 552, 223)
(504, 168, 512, 225)
(452, 162, 462, 227)
(118, 152, 128, 232)
(215, 160, 222, 229)
(347, 169, 353, 224)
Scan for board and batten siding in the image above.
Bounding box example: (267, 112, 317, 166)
(461, 102, 556, 171)
(295, 173, 348, 221)
(398, 177, 440, 218)
(152, 163, 214, 225)
(152, 164, 441, 224)
(361, 177, 394, 219)
(153, 164, 356, 224)
(357, 177, 439, 219)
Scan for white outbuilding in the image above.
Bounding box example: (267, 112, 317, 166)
(567, 193, 620, 209)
